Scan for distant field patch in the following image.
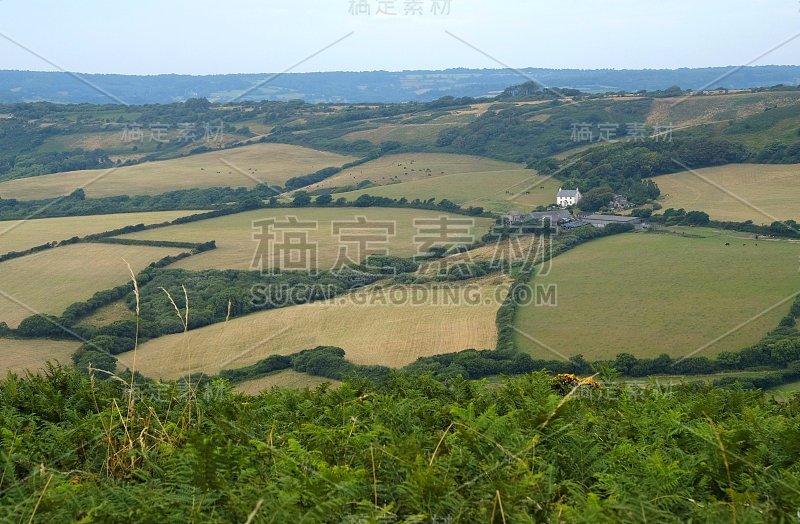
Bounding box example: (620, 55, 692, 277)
(305, 153, 522, 192)
(0, 338, 79, 375)
(336, 169, 560, 212)
(0, 210, 201, 254)
(0, 143, 357, 200)
(514, 232, 800, 361)
(78, 301, 134, 328)
(0, 244, 183, 327)
(234, 370, 340, 394)
(38, 130, 135, 153)
(341, 123, 453, 146)
(653, 163, 800, 223)
(118, 207, 492, 271)
(647, 91, 800, 129)
(123, 279, 508, 380)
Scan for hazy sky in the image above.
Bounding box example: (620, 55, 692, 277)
(1, 0, 799, 75)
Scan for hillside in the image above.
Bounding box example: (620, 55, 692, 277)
(120, 279, 506, 379)
(515, 231, 800, 359)
(0, 143, 356, 199)
(654, 163, 800, 222)
(0, 210, 200, 254)
(2, 65, 800, 103)
(0, 243, 184, 327)
(117, 207, 493, 272)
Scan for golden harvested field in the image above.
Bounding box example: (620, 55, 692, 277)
(304, 153, 522, 192)
(234, 370, 340, 394)
(0, 143, 357, 200)
(0, 338, 79, 375)
(653, 164, 800, 223)
(341, 123, 455, 146)
(118, 207, 493, 271)
(122, 279, 509, 380)
(0, 210, 202, 254)
(514, 232, 800, 361)
(336, 169, 561, 212)
(0, 244, 183, 327)
(420, 235, 547, 275)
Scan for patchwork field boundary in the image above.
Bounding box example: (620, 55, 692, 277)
(0, 208, 236, 263)
(5, 244, 217, 340)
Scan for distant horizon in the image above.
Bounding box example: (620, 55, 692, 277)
(1, 1, 798, 75)
(3, 64, 800, 78)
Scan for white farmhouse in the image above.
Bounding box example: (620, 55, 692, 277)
(556, 187, 582, 208)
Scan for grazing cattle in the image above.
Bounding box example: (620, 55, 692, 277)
(725, 242, 730, 246)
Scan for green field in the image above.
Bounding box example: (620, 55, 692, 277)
(336, 169, 561, 212)
(770, 379, 800, 394)
(0, 338, 79, 375)
(304, 153, 522, 192)
(0, 210, 202, 254)
(654, 163, 800, 222)
(78, 301, 135, 327)
(118, 207, 493, 271)
(621, 370, 772, 387)
(514, 232, 800, 360)
(0, 244, 182, 327)
(0, 143, 356, 200)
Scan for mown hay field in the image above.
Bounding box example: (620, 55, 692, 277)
(304, 153, 523, 192)
(121, 279, 510, 380)
(0, 338, 79, 375)
(0, 143, 357, 200)
(0, 210, 202, 254)
(336, 169, 561, 212)
(340, 123, 455, 146)
(514, 232, 800, 360)
(0, 244, 183, 327)
(653, 163, 800, 223)
(117, 207, 493, 272)
(234, 370, 340, 394)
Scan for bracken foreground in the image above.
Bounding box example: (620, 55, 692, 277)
(1, 366, 799, 522)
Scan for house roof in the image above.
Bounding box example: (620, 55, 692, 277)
(557, 188, 580, 198)
(529, 210, 572, 222)
(561, 220, 591, 229)
(581, 214, 641, 223)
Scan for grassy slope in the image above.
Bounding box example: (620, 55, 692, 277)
(653, 163, 800, 222)
(647, 91, 800, 129)
(0, 210, 203, 254)
(304, 153, 522, 191)
(514, 231, 800, 360)
(336, 169, 561, 212)
(117, 207, 493, 272)
(0, 338, 79, 375)
(0, 143, 357, 200)
(78, 301, 135, 328)
(121, 279, 508, 379)
(233, 370, 340, 394)
(340, 122, 455, 146)
(0, 244, 183, 327)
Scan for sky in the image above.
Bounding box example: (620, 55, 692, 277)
(0, 0, 798, 75)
